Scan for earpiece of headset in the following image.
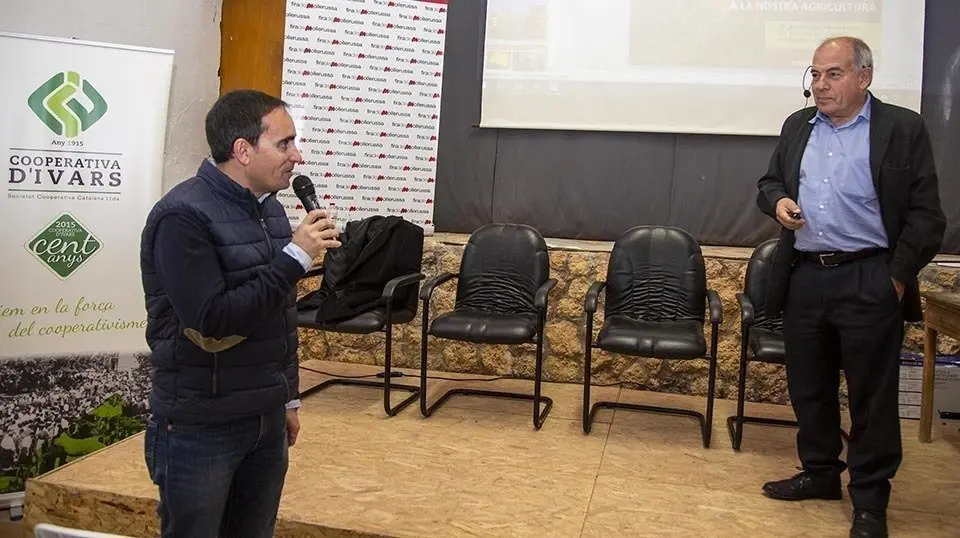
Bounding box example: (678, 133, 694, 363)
(802, 65, 812, 98)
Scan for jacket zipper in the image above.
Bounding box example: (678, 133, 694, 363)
(212, 352, 219, 395)
(260, 218, 274, 254)
(259, 213, 293, 391)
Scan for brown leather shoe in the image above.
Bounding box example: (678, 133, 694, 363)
(762, 471, 842, 501)
(850, 509, 887, 538)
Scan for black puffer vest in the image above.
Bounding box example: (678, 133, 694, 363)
(140, 160, 299, 423)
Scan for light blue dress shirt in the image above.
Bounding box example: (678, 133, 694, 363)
(794, 94, 888, 252)
(259, 192, 309, 411)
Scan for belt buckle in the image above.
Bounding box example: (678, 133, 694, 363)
(818, 253, 839, 267)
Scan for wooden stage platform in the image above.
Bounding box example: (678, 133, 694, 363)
(23, 360, 960, 537)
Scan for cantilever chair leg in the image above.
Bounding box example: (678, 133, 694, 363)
(379, 319, 420, 416)
(531, 308, 552, 429)
(583, 312, 715, 447)
(727, 327, 851, 450)
(585, 373, 715, 444)
(582, 315, 597, 434)
(729, 328, 751, 450)
(419, 301, 553, 429)
(727, 415, 851, 451)
(301, 319, 419, 417)
(702, 324, 719, 448)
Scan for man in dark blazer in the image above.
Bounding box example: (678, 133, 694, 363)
(756, 37, 945, 538)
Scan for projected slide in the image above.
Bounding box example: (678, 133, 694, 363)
(480, 0, 925, 136)
(629, 1, 882, 69)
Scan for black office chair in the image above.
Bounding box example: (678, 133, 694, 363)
(728, 238, 849, 450)
(418, 223, 558, 429)
(295, 220, 425, 417)
(582, 226, 722, 448)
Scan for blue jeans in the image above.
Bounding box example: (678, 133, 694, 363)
(144, 408, 288, 538)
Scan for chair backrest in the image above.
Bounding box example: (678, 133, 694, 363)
(744, 238, 782, 329)
(391, 219, 425, 315)
(301, 216, 424, 320)
(454, 223, 550, 316)
(604, 226, 706, 322)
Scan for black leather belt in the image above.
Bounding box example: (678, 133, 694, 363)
(796, 248, 887, 267)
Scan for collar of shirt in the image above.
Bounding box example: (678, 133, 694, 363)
(809, 92, 872, 127)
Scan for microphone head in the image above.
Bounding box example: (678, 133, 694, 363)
(803, 89, 811, 98)
(291, 174, 315, 197)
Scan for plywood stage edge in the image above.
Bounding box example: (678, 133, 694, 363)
(22, 360, 960, 537)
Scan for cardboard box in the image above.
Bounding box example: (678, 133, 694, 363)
(898, 353, 960, 422)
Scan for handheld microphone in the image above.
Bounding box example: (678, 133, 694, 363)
(292, 174, 321, 213)
(291, 174, 343, 261)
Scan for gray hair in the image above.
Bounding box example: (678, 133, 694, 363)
(819, 36, 874, 71)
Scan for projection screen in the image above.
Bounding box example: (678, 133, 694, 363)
(479, 0, 926, 136)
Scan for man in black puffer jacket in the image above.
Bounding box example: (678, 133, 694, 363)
(139, 89, 340, 538)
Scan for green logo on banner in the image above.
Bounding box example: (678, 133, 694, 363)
(27, 72, 108, 138)
(26, 214, 102, 279)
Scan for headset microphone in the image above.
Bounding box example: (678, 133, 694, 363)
(801, 66, 812, 99)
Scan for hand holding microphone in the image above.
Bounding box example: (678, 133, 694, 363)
(291, 175, 340, 259)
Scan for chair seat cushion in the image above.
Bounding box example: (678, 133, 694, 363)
(749, 327, 785, 364)
(430, 310, 537, 345)
(596, 315, 706, 359)
(297, 307, 416, 334)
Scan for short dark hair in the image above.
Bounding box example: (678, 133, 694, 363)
(204, 89, 288, 163)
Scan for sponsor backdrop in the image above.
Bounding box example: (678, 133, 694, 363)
(0, 32, 172, 497)
(279, 0, 448, 234)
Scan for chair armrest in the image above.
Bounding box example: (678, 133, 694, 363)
(299, 266, 325, 280)
(584, 281, 606, 314)
(382, 272, 425, 301)
(707, 289, 723, 325)
(736, 292, 754, 327)
(419, 272, 458, 301)
(534, 279, 558, 310)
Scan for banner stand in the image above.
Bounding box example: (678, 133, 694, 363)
(0, 32, 173, 499)
(0, 491, 23, 517)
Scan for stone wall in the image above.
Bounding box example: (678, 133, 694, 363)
(297, 236, 960, 406)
